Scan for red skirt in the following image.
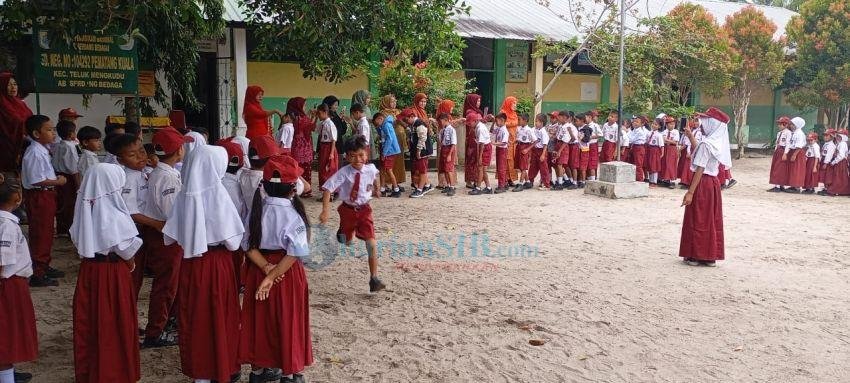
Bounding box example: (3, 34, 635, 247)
(317, 141, 338, 187)
(630, 145, 646, 181)
(578, 148, 590, 171)
(568, 144, 580, 168)
(646, 146, 662, 173)
(556, 143, 570, 165)
(661, 144, 678, 180)
(178, 247, 240, 382)
(239, 252, 313, 374)
(769, 146, 788, 185)
(786, 149, 806, 188)
(679, 175, 724, 261)
(73, 259, 140, 383)
(620, 146, 630, 163)
(804, 157, 818, 189)
(826, 160, 850, 196)
(588, 142, 599, 169)
(820, 163, 834, 186)
(678, 148, 693, 185)
(601, 141, 616, 163)
(0, 276, 38, 365)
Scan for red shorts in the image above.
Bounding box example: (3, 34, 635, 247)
(479, 144, 493, 168)
(557, 143, 570, 165)
(515, 143, 531, 170)
(413, 157, 428, 174)
(439, 145, 455, 173)
(579, 148, 590, 171)
(338, 203, 375, 241)
(381, 154, 397, 171)
(568, 144, 580, 168)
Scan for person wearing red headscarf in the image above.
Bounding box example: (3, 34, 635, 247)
(435, 99, 455, 189)
(499, 97, 519, 184)
(0, 72, 33, 174)
(462, 94, 482, 188)
(287, 97, 315, 197)
(408, 93, 432, 188)
(243, 86, 281, 140)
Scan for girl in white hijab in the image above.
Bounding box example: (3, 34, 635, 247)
(177, 130, 207, 174)
(679, 107, 730, 267)
(161, 145, 244, 383)
(69, 163, 142, 383)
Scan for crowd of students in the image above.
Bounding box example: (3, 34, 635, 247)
(767, 116, 850, 196)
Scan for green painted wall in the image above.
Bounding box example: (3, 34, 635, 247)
(698, 104, 817, 145)
(541, 101, 600, 115)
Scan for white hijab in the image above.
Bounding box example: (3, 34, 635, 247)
(70, 163, 140, 258)
(163, 145, 245, 258)
(230, 135, 251, 168)
(184, 131, 207, 155)
(697, 117, 732, 169)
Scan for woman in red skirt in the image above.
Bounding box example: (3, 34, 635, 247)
(69, 164, 142, 383)
(680, 107, 730, 267)
(163, 146, 245, 383)
(0, 176, 38, 383)
(768, 116, 792, 192)
(823, 132, 850, 196)
(819, 130, 837, 189)
(463, 94, 483, 188)
(241, 155, 313, 383)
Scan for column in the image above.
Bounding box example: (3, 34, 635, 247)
(233, 27, 248, 135)
(493, 39, 506, 108)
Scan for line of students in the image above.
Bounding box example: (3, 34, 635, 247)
(767, 116, 850, 196)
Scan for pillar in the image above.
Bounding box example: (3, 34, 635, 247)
(493, 39, 506, 108)
(233, 27, 248, 135)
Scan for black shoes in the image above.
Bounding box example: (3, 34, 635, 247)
(45, 266, 65, 279)
(784, 187, 801, 193)
(802, 188, 815, 194)
(248, 368, 283, 383)
(446, 187, 456, 197)
(390, 190, 401, 198)
(523, 182, 533, 189)
(14, 371, 32, 383)
(281, 374, 306, 383)
(726, 179, 737, 189)
(511, 184, 524, 192)
(369, 277, 386, 293)
(141, 331, 178, 349)
(493, 187, 506, 194)
(29, 275, 58, 287)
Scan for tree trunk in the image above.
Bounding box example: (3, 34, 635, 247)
(729, 82, 751, 159)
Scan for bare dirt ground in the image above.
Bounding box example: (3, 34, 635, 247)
(20, 157, 850, 382)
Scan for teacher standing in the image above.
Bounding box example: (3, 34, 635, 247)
(0, 72, 32, 174)
(500, 96, 519, 185)
(243, 85, 281, 140)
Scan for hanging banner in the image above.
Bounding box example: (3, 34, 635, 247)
(33, 29, 139, 94)
(505, 40, 529, 83)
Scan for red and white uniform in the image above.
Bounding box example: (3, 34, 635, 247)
(0, 210, 37, 367)
(494, 124, 509, 187)
(661, 128, 680, 181)
(530, 126, 551, 187)
(567, 123, 580, 169)
(628, 126, 649, 181)
(646, 130, 664, 175)
(820, 140, 836, 186)
(318, 117, 339, 186)
(785, 127, 807, 188)
(804, 141, 820, 190)
(769, 128, 791, 186)
(323, 164, 379, 242)
(515, 124, 535, 171)
(825, 140, 850, 195)
(439, 124, 457, 173)
(476, 121, 493, 168)
(21, 141, 58, 279)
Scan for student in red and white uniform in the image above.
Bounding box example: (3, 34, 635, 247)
(600, 111, 619, 163)
(552, 112, 573, 190)
(70, 163, 142, 383)
(217, 139, 250, 287)
(437, 113, 458, 196)
(241, 155, 313, 383)
(351, 103, 371, 158)
(529, 113, 551, 190)
(52, 120, 81, 236)
(619, 119, 631, 163)
(819, 129, 836, 190)
(628, 116, 649, 182)
(566, 112, 581, 187)
(0, 176, 38, 383)
(77, 126, 102, 180)
(513, 113, 535, 192)
(802, 132, 820, 194)
(679, 107, 730, 267)
(137, 127, 193, 349)
(575, 113, 592, 188)
(822, 131, 849, 196)
(645, 119, 665, 187)
(783, 117, 807, 193)
(768, 116, 792, 192)
(276, 112, 294, 156)
(163, 145, 245, 383)
(660, 116, 680, 188)
(21, 115, 67, 287)
(677, 117, 702, 188)
(469, 113, 494, 195)
(317, 104, 338, 188)
(586, 110, 602, 180)
(492, 113, 510, 193)
(320, 136, 387, 292)
(240, 136, 281, 221)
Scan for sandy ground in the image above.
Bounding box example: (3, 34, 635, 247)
(17, 157, 850, 382)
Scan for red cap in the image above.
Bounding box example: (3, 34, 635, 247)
(839, 129, 849, 135)
(398, 108, 416, 120)
(696, 107, 730, 124)
(248, 135, 280, 161)
(664, 116, 676, 123)
(776, 116, 790, 124)
(466, 112, 482, 122)
(589, 110, 599, 117)
(216, 139, 244, 168)
(263, 154, 301, 184)
(152, 127, 193, 156)
(59, 108, 83, 118)
(824, 129, 836, 137)
(549, 111, 560, 117)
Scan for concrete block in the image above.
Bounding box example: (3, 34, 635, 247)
(598, 161, 636, 183)
(584, 180, 649, 199)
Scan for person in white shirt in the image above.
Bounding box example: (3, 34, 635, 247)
(530, 113, 552, 190)
(802, 132, 821, 194)
(76, 126, 102, 180)
(276, 113, 294, 155)
(586, 110, 603, 180)
(492, 113, 510, 193)
(437, 113, 458, 196)
(566, 115, 581, 187)
(819, 129, 836, 190)
(240, 135, 281, 219)
(574, 113, 593, 188)
(680, 107, 731, 267)
(320, 135, 387, 293)
(553, 111, 574, 190)
(0, 176, 38, 381)
(768, 116, 792, 192)
(784, 117, 808, 192)
(513, 114, 536, 191)
(660, 117, 681, 188)
(601, 111, 620, 163)
(317, 104, 338, 187)
(109, 134, 160, 234)
(52, 120, 81, 236)
(628, 116, 649, 182)
(69, 163, 143, 383)
(350, 103, 372, 158)
(822, 129, 850, 196)
(217, 139, 247, 220)
(469, 112, 494, 195)
(645, 119, 665, 186)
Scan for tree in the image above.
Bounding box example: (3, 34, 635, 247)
(724, 6, 785, 158)
(786, 0, 850, 129)
(240, 0, 468, 82)
(0, 0, 225, 113)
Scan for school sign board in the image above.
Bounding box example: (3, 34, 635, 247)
(33, 30, 139, 94)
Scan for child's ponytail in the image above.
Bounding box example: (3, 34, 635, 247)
(291, 195, 311, 240)
(247, 186, 264, 250)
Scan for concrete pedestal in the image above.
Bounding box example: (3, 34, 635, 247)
(585, 161, 648, 199)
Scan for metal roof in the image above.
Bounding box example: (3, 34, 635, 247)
(454, 0, 797, 41)
(223, 0, 248, 23)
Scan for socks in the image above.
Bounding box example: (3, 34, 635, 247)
(589, 175, 596, 180)
(195, 380, 212, 383)
(0, 368, 14, 383)
(649, 173, 658, 183)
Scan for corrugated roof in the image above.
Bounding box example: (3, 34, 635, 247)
(223, 0, 247, 23)
(454, 0, 797, 41)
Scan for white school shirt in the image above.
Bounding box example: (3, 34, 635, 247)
(568, 123, 580, 144)
(320, 118, 337, 142)
(786, 129, 806, 153)
(22, 142, 57, 189)
(239, 168, 265, 221)
(534, 127, 549, 149)
(121, 167, 148, 215)
(556, 123, 571, 143)
(647, 130, 665, 147)
(517, 125, 535, 144)
(144, 162, 182, 221)
(690, 142, 721, 176)
(52, 140, 80, 174)
(277, 122, 294, 149)
(832, 141, 848, 165)
(222, 171, 247, 220)
(78, 149, 99, 179)
(775, 129, 791, 147)
(475, 122, 491, 144)
(356, 116, 371, 143)
(589, 122, 602, 140)
(664, 129, 680, 145)
(322, 163, 379, 206)
(602, 122, 619, 142)
(241, 197, 310, 257)
(0, 210, 33, 278)
(441, 125, 457, 146)
(620, 129, 631, 147)
(821, 141, 836, 165)
(493, 125, 509, 148)
(103, 152, 119, 165)
(805, 142, 821, 159)
(629, 126, 649, 145)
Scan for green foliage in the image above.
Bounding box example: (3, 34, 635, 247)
(513, 90, 534, 117)
(724, 6, 785, 90)
(241, 0, 468, 83)
(375, 57, 473, 114)
(0, 0, 225, 113)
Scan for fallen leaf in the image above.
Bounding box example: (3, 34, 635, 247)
(733, 346, 743, 352)
(529, 339, 546, 346)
